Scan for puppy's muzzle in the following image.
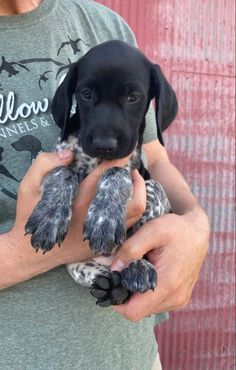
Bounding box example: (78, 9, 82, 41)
(92, 136, 118, 156)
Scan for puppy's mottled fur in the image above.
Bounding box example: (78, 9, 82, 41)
(25, 41, 177, 307)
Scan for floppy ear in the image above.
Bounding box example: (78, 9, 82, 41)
(150, 64, 178, 146)
(51, 62, 79, 141)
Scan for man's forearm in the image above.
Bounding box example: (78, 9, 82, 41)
(145, 145, 210, 248)
(0, 232, 67, 290)
(144, 140, 205, 215)
(149, 158, 200, 215)
(0, 228, 94, 290)
(148, 158, 210, 241)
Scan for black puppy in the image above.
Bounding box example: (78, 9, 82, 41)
(25, 40, 177, 307)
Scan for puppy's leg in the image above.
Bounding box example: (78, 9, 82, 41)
(67, 261, 129, 307)
(25, 166, 78, 252)
(140, 179, 171, 224)
(83, 167, 133, 255)
(119, 180, 171, 295)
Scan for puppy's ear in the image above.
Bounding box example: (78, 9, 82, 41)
(51, 62, 79, 141)
(150, 64, 178, 145)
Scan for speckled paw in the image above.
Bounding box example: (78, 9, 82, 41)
(25, 201, 70, 253)
(120, 259, 157, 294)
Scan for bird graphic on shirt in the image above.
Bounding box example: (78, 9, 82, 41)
(0, 164, 19, 182)
(38, 70, 52, 90)
(0, 146, 19, 182)
(0, 146, 19, 200)
(56, 58, 73, 79)
(0, 184, 17, 200)
(0, 56, 30, 77)
(57, 36, 89, 56)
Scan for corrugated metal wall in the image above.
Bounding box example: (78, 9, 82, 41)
(96, 1, 236, 369)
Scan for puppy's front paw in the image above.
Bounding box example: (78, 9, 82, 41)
(84, 166, 132, 255)
(90, 271, 129, 307)
(121, 259, 157, 294)
(25, 199, 71, 252)
(83, 205, 126, 255)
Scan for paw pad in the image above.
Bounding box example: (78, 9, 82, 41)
(90, 271, 129, 307)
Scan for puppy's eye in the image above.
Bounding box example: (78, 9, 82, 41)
(126, 94, 140, 104)
(80, 88, 93, 101)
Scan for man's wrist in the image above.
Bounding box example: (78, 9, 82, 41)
(181, 205, 210, 240)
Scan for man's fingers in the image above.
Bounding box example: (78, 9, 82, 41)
(113, 276, 191, 322)
(112, 290, 159, 322)
(20, 150, 74, 192)
(113, 289, 175, 322)
(126, 170, 146, 223)
(126, 215, 142, 229)
(112, 263, 179, 321)
(111, 218, 167, 271)
(112, 275, 172, 321)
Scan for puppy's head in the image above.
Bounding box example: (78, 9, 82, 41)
(51, 40, 178, 159)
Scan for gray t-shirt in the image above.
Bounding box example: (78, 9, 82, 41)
(0, 1, 164, 369)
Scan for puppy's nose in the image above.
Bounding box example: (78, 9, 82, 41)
(93, 137, 118, 153)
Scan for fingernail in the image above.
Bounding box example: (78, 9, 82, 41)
(58, 150, 72, 159)
(111, 259, 126, 272)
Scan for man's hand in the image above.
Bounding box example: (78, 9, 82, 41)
(111, 208, 210, 322)
(108, 138, 210, 322)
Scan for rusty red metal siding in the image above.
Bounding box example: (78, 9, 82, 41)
(96, 1, 236, 369)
